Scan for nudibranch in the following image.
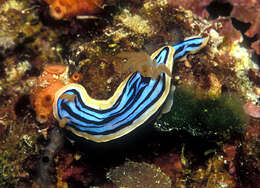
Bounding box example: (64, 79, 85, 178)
(53, 37, 209, 142)
(44, 0, 103, 20)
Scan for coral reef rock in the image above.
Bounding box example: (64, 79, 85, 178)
(0, 0, 42, 56)
(107, 161, 172, 188)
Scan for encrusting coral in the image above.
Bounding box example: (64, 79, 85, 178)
(44, 0, 104, 20)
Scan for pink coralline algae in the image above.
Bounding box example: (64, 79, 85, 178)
(244, 102, 260, 118)
(251, 40, 260, 55)
(62, 167, 85, 181)
(167, 0, 212, 18)
(168, 0, 260, 54)
(248, 69, 260, 87)
(154, 153, 183, 182)
(223, 144, 237, 175)
(219, 18, 242, 43)
(229, 1, 260, 54)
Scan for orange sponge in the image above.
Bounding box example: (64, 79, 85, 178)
(44, 0, 104, 20)
(30, 64, 69, 123)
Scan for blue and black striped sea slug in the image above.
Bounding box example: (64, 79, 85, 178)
(53, 36, 209, 142)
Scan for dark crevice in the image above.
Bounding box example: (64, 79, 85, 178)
(14, 95, 32, 117)
(42, 156, 50, 163)
(206, 1, 233, 19)
(231, 18, 251, 35)
(231, 18, 259, 65)
(0, 55, 5, 78)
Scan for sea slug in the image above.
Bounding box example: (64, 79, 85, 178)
(53, 37, 208, 142)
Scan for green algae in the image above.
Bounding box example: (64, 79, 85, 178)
(155, 86, 247, 138)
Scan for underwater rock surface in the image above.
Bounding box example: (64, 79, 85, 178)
(0, 0, 42, 56)
(0, 0, 259, 187)
(107, 161, 172, 188)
